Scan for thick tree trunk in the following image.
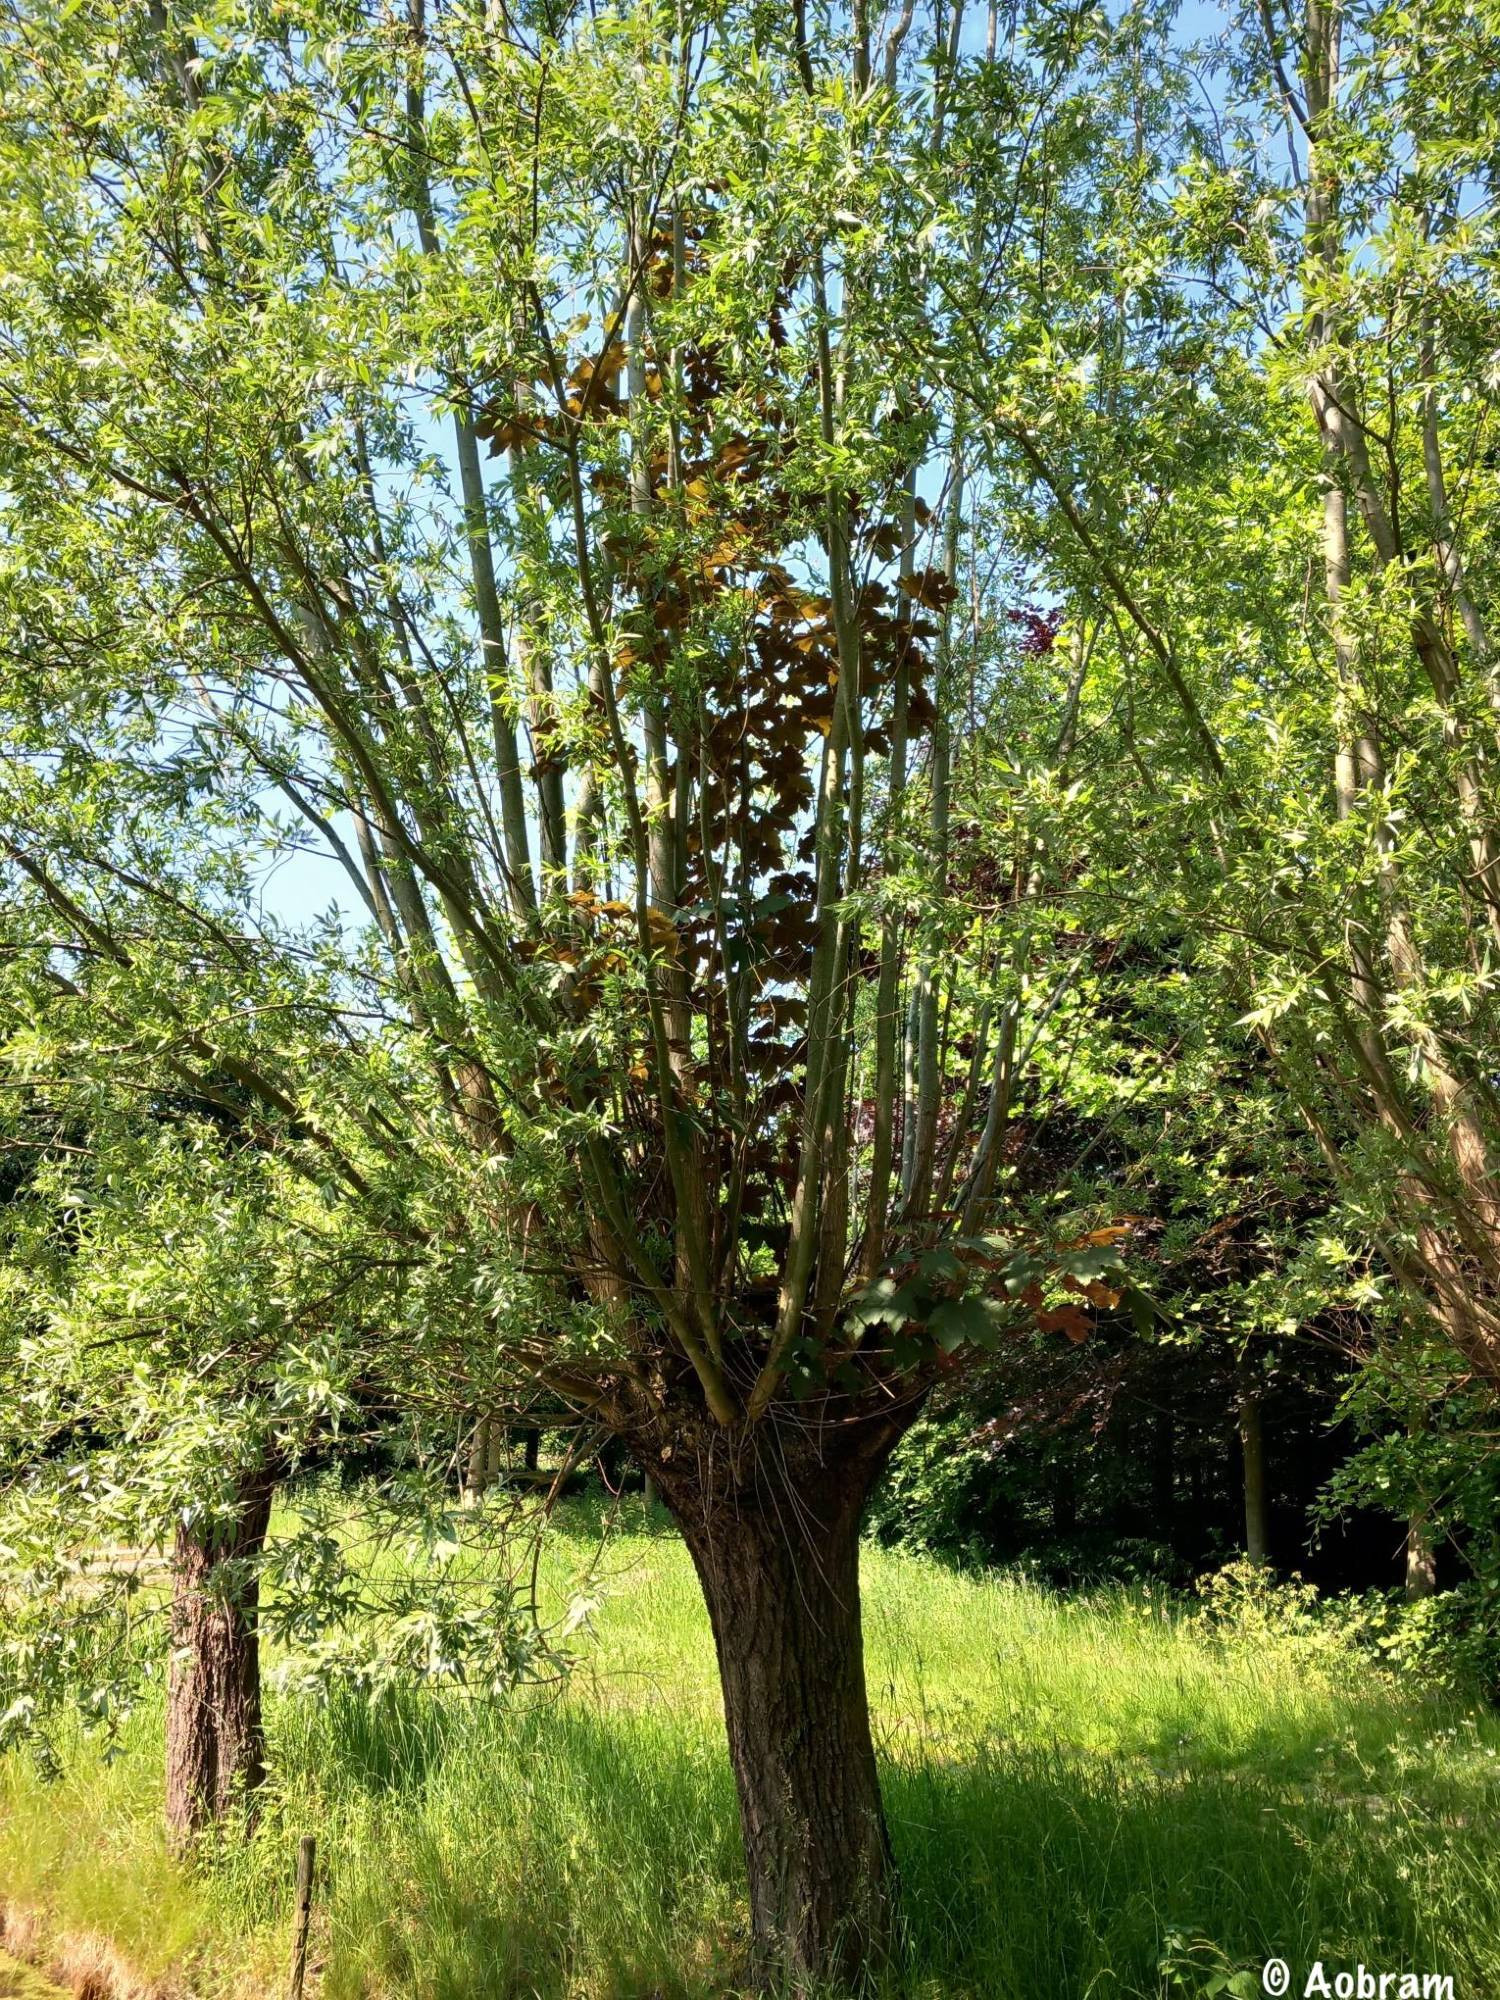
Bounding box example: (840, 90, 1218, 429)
(164, 1465, 275, 1848)
(1237, 1383, 1270, 1567)
(646, 1413, 904, 1992)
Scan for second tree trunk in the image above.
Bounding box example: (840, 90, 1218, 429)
(164, 1464, 275, 1846)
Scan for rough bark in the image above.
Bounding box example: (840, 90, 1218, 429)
(164, 1464, 275, 1847)
(643, 1409, 908, 1992)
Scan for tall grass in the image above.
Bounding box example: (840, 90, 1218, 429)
(3, 1499, 1499, 1998)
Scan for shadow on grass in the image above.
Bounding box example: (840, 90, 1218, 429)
(888, 1741, 1487, 2000)
(294, 1696, 1496, 2000)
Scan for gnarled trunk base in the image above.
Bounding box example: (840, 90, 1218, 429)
(647, 1412, 905, 1992)
(165, 1465, 275, 1848)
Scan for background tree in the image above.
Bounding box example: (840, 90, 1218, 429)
(939, 0, 1500, 1561)
(0, 1027, 555, 1842)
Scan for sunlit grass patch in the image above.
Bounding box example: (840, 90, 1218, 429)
(3, 1500, 1499, 1998)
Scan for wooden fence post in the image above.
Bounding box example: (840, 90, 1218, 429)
(287, 1834, 316, 2000)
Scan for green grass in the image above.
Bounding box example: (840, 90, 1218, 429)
(0, 1956, 67, 2000)
(4, 1499, 1500, 1999)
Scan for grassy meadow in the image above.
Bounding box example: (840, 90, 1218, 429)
(3, 1497, 1499, 2000)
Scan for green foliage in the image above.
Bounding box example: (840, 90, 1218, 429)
(1198, 1560, 1500, 1710)
(1372, 1585, 1500, 1702)
(864, 1409, 1007, 1566)
(0, 1078, 559, 1758)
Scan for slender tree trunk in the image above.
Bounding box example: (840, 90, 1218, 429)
(1405, 1506, 1438, 1601)
(164, 1464, 275, 1847)
(1237, 1380, 1270, 1567)
(1052, 1461, 1077, 1538)
(462, 1413, 501, 1505)
(646, 1413, 906, 1991)
(1404, 1413, 1439, 1601)
(1150, 1407, 1175, 1532)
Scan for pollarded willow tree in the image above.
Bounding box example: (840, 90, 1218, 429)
(0, 0, 1135, 1981)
